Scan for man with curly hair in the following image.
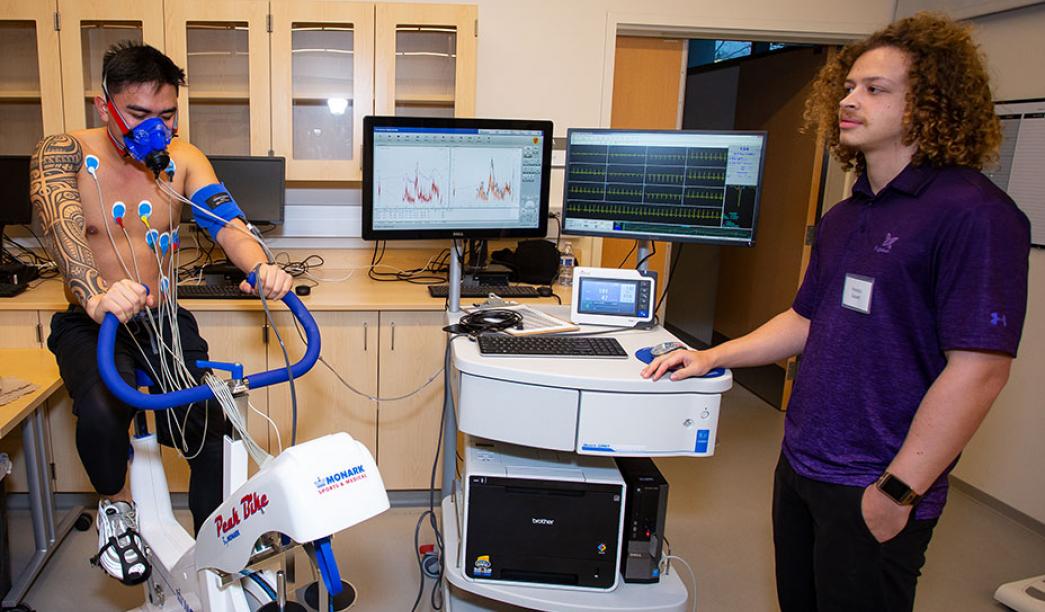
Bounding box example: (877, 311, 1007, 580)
(642, 13, 1030, 611)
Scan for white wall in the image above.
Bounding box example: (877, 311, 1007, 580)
(470, 0, 891, 130)
(275, 0, 894, 247)
(946, 3, 1045, 525)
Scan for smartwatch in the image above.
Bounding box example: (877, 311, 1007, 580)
(875, 472, 922, 506)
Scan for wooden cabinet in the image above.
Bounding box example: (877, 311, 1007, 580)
(0, 1, 64, 154)
(270, 0, 477, 180)
(0, 1, 476, 178)
(165, 0, 272, 156)
(270, 0, 375, 181)
(375, 3, 477, 119)
(0, 311, 46, 492)
(265, 309, 446, 490)
(3, 305, 451, 493)
(376, 311, 446, 490)
(57, 0, 165, 132)
(267, 311, 378, 456)
(34, 308, 93, 493)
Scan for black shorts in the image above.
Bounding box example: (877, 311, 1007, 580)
(47, 304, 229, 533)
(48, 304, 210, 404)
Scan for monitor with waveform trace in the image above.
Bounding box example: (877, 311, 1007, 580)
(560, 128, 767, 247)
(362, 116, 553, 240)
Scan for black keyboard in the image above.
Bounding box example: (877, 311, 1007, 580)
(478, 335, 628, 358)
(429, 284, 541, 298)
(176, 284, 254, 299)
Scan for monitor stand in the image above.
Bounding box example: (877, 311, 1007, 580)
(636, 239, 653, 272)
(447, 240, 463, 313)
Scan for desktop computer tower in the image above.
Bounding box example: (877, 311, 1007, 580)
(615, 457, 669, 584)
(462, 437, 626, 591)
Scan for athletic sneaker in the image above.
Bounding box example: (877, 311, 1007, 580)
(90, 499, 151, 585)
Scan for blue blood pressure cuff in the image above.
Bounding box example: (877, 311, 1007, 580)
(190, 183, 245, 240)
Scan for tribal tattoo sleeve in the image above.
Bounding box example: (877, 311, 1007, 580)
(30, 135, 106, 307)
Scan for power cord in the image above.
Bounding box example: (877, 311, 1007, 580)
(664, 553, 698, 612)
(654, 243, 684, 315)
(368, 240, 449, 284)
(455, 309, 524, 336)
(617, 240, 638, 269)
(635, 241, 658, 270)
(410, 333, 467, 612)
(274, 252, 326, 277)
(549, 211, 562, 249)
(255, 263, 299, 446)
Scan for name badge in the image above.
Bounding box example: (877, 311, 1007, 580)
(842, 273, 874, 314)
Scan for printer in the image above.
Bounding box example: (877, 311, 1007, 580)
(461, 437, 626, 591)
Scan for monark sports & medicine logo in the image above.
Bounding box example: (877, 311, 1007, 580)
(313, 465, 368, 495)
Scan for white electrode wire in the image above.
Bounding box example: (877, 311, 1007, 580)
(88, 172, 134, 281)
(120, 225, 145, 285)
(205, 373, 270, 466)
(155, 179, 274, 263)
(302, 270, 354, 283)
(249, 398, 282, 454)
(284, 315, 443, 402)
(88, 171, 210, 460)
(256, 277, 298, 446)
(664, 554, 698, 612)
(116, 317, 207, 460)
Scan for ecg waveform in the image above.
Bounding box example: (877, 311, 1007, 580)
(565, 201, 724, 226)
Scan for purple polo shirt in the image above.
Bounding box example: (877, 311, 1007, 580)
(785, 163, 1030, 519)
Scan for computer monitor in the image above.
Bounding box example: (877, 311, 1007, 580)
(362, 116, 553, 240)
(181, 155, 286, 226)
(0, 155, 32, 227)
(560, 129, 767, 246)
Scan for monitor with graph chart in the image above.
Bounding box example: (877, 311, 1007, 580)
(362, 116, 553, 240)
(560, 128, 767, 246)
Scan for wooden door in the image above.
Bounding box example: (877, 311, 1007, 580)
(604, 36, 685, 304)
(712, 47, 830, 409)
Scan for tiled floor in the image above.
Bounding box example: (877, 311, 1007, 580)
(7, 384, 1044, 611)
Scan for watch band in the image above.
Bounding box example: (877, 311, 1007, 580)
(875, 472, 923, 506)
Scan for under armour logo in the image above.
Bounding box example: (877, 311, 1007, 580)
(991, 312, 1007, 327)
(875, 233, 900, 253)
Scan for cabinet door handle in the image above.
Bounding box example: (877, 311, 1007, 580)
(363, 322, 368, 351)
(390, 322, 396, 351)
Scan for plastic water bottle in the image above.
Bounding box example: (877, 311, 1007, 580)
(558, 243, 576, 287)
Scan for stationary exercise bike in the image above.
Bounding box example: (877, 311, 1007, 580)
(97, 278, 390, 611)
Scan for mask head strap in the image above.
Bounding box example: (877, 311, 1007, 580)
(102, 76, 131, 155)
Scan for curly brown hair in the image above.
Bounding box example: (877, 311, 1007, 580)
(803, 12, 1000, 172)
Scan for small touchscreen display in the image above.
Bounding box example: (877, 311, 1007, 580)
(577, 278, 641, 316)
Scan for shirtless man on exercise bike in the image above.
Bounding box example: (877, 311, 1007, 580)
(30, 41, 292, 585)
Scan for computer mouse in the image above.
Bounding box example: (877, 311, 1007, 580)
(295, 284, 312, 296)
(536, 286, 554, 297)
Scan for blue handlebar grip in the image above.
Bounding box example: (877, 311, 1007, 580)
(97, 288, 321, 411)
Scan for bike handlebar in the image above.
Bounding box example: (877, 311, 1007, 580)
(97, 276, 320, 411)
